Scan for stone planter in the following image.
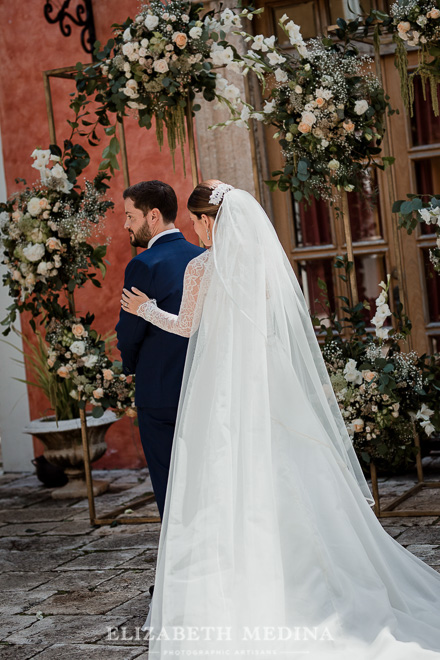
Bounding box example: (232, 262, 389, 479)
(24, 410, 118, 500)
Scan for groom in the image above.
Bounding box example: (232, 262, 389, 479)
(116, 180, 204, 523)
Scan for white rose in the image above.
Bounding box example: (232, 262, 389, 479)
(25, 273, 36, 287)
(153, 58, 169, 74)
(83, 354, 99, 369)
(23, 243, 45, 262)
(123, 27, 132, 41)
(69, 341, 86, 356)
(37, 261, 50, 276)
(294, 85, 303, 94)
(301, 111, 316, 126)
(328, 159, 340, 171)
(144, 14, 159, 30)
(141, 38, 149, 48)
(27, 197, 43, 217)
(343, 359, 362, 385)
(354, 100, 369, 115)
(189, 26, 203, 39)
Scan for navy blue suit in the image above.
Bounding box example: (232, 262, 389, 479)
(116, 231, 204, 519)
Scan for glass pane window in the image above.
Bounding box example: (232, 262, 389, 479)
(423, 249, 440, 322)
(272, 2, 318, 42)
(414, 157, 440, 235)
(354, 253, 387, 323)
(410, 76, 440, 147)
(347, 169, 382, 243)
(293, 197, 332, 247)
(297, 258, 336, 318)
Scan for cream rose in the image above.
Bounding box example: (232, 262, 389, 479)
(298, 122, 312, 134)
(427, 7, 440, 18)
(93, 387, 104, 399)
(27, 197, 43, 217)
(57, 366, 70, 378)
(153, 58, 169, 74)
(69, 340, 86, 356)
(144, 14, 159, 30)
(72, 323, 86, 338)
(46, 237, 63, 252)
(189, 26, 203, 39)
(23, 243, 45, 262)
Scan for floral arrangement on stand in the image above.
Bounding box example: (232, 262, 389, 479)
(45, 314, 136, 420)
(390, 0, 440, 116)
(393, 195, 440, 273)
(0, 148, 112, 333)
(1, 147, 136, 421)
(313, 274, 440, 473)
(217, 17, 394, 203)
(71, 0, 261, 171)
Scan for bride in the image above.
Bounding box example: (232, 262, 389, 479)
(121, 180, 440, 658)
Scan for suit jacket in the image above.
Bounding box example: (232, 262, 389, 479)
(116, 232, 205, 409)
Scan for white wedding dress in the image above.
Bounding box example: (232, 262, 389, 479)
(137, 189, 440, 658)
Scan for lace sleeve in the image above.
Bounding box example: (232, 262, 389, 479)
(136, 252, 209, 338)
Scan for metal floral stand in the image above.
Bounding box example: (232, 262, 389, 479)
(369, 433, 440, 518)
(43, 66, 200, 525)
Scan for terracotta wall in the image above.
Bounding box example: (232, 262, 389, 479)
(0, 1, 199, 468)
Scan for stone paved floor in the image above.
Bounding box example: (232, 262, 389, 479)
(1, 459, 440, 659)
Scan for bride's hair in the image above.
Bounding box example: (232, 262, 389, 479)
(187, 179, 225, 218)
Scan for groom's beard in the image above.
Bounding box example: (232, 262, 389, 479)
(129, 221, 152, 248)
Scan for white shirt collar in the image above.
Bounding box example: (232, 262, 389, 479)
(147, 228, 180, 249)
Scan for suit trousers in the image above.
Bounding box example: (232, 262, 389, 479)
(137, 406, 178, 521)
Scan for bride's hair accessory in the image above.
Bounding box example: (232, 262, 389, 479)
(209, 183, 234, 206)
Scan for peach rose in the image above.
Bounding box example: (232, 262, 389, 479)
(173, 32, 188, 48)
(72, 323, 86, 338)
(397, 21, 411, 33)
(427, 8, 440, 18)
(125, 407, 138, 418)
(343, 120, 355, 132)
(362, 370, 376, 382)
(93, 387, 104, 399)
(102, 369, 114, 381)
(46, 237, 62, 252)
(315, 97, 325, 108)
(47, 357, 55, 368)
(298, 122, 312, 134)
(39, 198, 50, 210)
(57, 366, 70, 378)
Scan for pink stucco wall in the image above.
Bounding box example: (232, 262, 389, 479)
(0, 1, 199, 468)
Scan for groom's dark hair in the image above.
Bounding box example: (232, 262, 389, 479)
(123, 180, 178, 224)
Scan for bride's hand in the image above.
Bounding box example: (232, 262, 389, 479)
(121, 287, 150, 316)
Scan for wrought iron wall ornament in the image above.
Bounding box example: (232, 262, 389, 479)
(44, 0, 96, 55)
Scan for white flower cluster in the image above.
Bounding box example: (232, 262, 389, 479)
(0, 150, 110, 301)
(46, 317, 136, 415)
(391, 0, 440, 46)
(371, 276, 393, 340)
(31, 149, 73, 194)
(415, 403, 435, 436)
(418, 202, 440, 272)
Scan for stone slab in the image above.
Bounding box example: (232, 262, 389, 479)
(55, 549, 145, 571)
(0, 571, 54, 592)
(0, 523, 61, 536)
(30, 643, 145, 659)
(27, 589, 141, 616)
(3, 615, 130, 645)
(37, 570, 121, 592)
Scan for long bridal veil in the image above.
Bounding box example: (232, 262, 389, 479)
(145, 189, 440, 658)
